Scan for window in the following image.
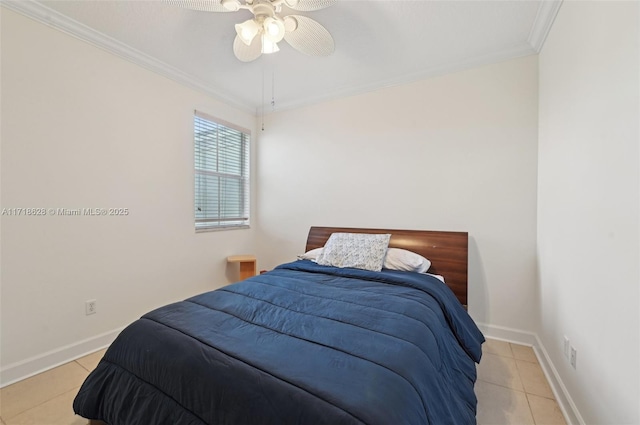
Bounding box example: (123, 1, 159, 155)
(194, 111, 250, 231)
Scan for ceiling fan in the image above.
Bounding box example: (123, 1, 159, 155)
(168, 0, 336, 62)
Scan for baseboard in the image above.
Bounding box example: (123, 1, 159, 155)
(477, 322, 539, 346)
(477, 322, 584, 425)
(0, 327, 124, 388)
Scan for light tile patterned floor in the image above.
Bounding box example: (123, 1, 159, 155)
(0, 350, 105, 425)
(0, 339, 567, 424)
(476, 339, 567, 425)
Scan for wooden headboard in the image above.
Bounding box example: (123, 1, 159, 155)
(306, 226, 469, 307)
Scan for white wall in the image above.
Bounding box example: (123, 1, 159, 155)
(256, 55, 540, 332)
(538, 2, 639, 424)
(6, 5, 637, 422)
(0, 8, 257, 384)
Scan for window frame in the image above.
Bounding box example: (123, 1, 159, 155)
(194, 110, 251, 232)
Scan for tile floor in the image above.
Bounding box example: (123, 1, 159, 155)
(0, 349, 106, 425)
(0, 339, 567, 425)
(476, 339, 567, 425)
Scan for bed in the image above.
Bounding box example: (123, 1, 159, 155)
(74, 226, 485, 425)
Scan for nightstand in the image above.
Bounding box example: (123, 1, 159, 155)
(227, 255, 257, 281)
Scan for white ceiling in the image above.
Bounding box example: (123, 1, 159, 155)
(5, 0, 561, 113)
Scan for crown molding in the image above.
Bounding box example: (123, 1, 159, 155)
(0, 0, 255, 114)
(528, 0, 564, 52)
(2, 0, 562, 115)
(272, 42, 537, 112)
(273, 1, 562, 112)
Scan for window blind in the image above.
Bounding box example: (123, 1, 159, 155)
(194, 111, 250, 231)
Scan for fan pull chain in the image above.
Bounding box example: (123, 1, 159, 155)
(260, 63, 276, 131)
(271, 71, 276, 111)
(261, 63, 265, 131)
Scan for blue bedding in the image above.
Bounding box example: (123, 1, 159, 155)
(73, 260, 484, 425)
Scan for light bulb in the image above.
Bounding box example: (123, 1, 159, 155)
(242, 27, 254, 40)
(261, 35, 280, 54)
(235, 19, 260, 46)
(263, 17, 285, 43)
(266, 21, 279, 36)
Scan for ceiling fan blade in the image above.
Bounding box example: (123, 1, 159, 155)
(284, 0, 336, 12)
(233, 35, 262, 62)
(166, 0, 232, 12)
(283, 15, 334, 56)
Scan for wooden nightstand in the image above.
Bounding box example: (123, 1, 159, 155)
(227, 255, 257, 281)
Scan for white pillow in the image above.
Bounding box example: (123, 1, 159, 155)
(384, 248, 431, 273)
(299, 246, 431, 274)
(297, 247, 323, 261)
(426, 273, 445, 283)
(316, 233, 391, 272)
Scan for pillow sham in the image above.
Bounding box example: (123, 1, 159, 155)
(384, 248, 431, 273)
(316, 233, 391, 272)
(297, 247, 323, 261)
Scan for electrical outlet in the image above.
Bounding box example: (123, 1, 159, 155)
(570, 346, 577, 369)
(85, 299, 97, 315)
(563, 336, 570, 358)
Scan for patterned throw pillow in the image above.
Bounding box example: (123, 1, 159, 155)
(316, 233, 391, 272)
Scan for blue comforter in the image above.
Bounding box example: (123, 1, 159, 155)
(73, 261, 484, 425)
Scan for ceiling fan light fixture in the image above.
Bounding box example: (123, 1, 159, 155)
(235, 19, 260, 46)
(168, 0, 336, 62)
(263, 17, 285, 43)
(261, 35, 280, 54)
